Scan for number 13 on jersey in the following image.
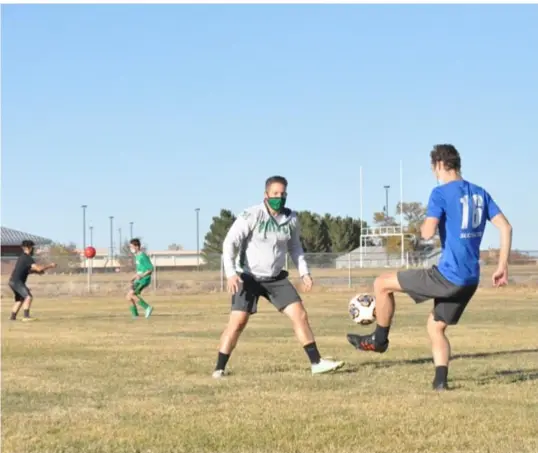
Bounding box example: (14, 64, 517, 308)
(460, 194, 484, 230)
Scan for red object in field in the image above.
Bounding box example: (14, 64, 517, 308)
(84, 246, 96, 259)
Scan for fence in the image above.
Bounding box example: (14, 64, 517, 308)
(1, 251, 537, 297)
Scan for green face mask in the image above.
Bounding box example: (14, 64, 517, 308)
(266, 197, 286, 212)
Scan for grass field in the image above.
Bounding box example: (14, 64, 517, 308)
(1, 265, 537, 298)
(3, 264, 538, 284)
(2, 288, 538, 453)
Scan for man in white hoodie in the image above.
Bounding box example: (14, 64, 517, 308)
(212, 176, 344, 378)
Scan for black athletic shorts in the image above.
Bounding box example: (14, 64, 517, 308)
(231, 270, 302, 315)
(397, 266, 478, 325)
(8, 280, 32, 302)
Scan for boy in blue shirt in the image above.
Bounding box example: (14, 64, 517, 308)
(347, 144, 513, 390)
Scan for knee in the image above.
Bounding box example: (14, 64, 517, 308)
(228, 318, 248, 334)
(427, 314, 447, 337)
(289, 304, 309, 324)
(374, 274, 392, 294)
(231, 322, 247, 335)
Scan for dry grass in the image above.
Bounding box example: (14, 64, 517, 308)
(2, 264, 538, 284)
(2, 265, 537, 298)
(2, 288, 538, 453)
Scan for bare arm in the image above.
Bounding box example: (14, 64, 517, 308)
(420, 217, 440, 241)
(288, 218, 310, 278)
(421, 188, 443, 240)
(490, 213, 512, 269)
(30, 262, 56, 273)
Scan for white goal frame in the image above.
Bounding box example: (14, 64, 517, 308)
(358, 161, 413, 268)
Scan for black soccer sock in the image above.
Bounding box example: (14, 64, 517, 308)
(23, 309, 30, 318)
(374, 324, 390, 345)
(304, 342, 321, 364)
(434, 366, 448, 384)
(10, 312, 17, 320)
(216, 352, 230, 371)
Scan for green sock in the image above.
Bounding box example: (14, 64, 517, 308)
(137, 298, 150, 310)
(130, 305, 139, 317)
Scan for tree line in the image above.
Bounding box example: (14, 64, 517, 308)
(202, 209, 369, 257)
(201, 202, 431, 260)
(32, 201, 535, 271)
(31, 202, 430, 272)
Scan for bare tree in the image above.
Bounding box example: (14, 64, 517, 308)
(38, 242, 80, 273)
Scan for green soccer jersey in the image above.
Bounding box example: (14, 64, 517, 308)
(135, 252, 153, 279)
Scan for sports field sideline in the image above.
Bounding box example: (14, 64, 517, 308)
(2, 287, 537, 453)
(1, 265, 537, 298)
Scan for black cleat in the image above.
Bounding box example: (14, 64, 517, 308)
(432, 381, 449, 391)
(347, 333, 389, 353)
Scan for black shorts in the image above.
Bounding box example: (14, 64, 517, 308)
(231, 271, 302, 315)
(397, 266, 478, 325)
(8, 280, 32, 302)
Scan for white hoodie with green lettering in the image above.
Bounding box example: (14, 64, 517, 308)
(222, 203, 310, 280)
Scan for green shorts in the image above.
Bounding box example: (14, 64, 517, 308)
(132, 277, 151, 295)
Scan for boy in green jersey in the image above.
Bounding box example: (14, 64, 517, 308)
(126, 238, 154, 318)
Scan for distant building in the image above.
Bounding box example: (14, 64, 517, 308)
(335, 244, 442, 269)
(77, 247, 207, 272)
(1, 227, 54, 274)
(0, 226, 207, 273)
(335, 245, 405, 269)
(1, 226, 53, 256)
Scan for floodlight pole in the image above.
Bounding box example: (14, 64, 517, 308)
(109, 216, 114, 263)
(383, 186, 390, 266)
(195, 208, 200, 270)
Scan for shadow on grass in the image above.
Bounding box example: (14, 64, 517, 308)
(9, 312, 206, 321)
(343, 353, 538, 388)
(354, 348, 538, 369)
(474, 368, 538, 384)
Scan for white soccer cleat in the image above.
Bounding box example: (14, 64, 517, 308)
(21, 317, 38, 322)
(212, 369, 227, 379)
(311, 358, 345, 375)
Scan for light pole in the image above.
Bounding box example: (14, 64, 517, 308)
(82, 205, 88, 274)
(118, 227, 122, 255)
(89, 225, 94, 246)
(383, 185, 390, 219)
(81, 205, 87, 250)
(129, 222, 134, 239)
(383, 185, 391, 266)
(109, 216, 114, 261)
(195, 208, 200, 270)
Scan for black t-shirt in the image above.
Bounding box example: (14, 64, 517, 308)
(10, 253, 35, 283)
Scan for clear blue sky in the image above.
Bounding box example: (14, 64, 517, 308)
(2, 4, 537, 252)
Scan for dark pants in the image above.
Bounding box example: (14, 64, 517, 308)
(9, 280, 32, 303)
(397, 266, 478, 325)
(231, 271, 302, 315)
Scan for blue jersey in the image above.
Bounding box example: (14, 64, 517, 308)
(426, 180, 501, 286)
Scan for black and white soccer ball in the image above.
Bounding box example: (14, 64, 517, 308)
(348, 293, 376, 325)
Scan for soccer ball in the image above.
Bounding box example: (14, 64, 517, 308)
(84, 246, 96, 259)
(348, 294, 376, 325)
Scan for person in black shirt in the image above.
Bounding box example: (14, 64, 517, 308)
(9, 240, 56, 321)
